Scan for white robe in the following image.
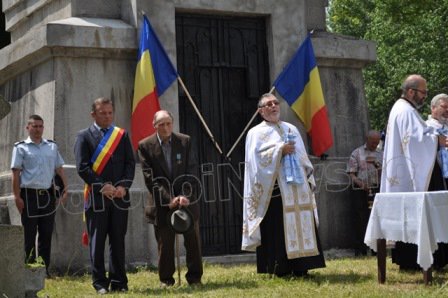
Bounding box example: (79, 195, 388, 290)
(241, 120, 319, 259)
(427, 115, 447, 164)
(381, 99, 437, 192)
(426, 116, 446, 131)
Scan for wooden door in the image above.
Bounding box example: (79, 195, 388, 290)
(176, 14, 269, 255)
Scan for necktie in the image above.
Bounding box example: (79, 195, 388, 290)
(100, 128, 108, 136)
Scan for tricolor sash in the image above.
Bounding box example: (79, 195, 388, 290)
(83, 126, 125, 203)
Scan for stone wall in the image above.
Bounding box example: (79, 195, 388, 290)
(0, 225, 45, 297)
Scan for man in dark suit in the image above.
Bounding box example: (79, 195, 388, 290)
(138, 110, 202, 287)
(74, 97, 135, 294)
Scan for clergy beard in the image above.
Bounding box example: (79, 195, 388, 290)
(412, 93, 425, 110)
(263, 112, 280, 123)
(415, 103, 424, 110)
(439, 116, 448, 125)
(260, 106, 281, 123)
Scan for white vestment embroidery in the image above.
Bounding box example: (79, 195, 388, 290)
(241, 121, 319, 259)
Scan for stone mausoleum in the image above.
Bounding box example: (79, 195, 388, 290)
(0, 0, 376, 274)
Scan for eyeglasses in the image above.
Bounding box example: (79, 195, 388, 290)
(260, 101, 280, 108)
(412, 88, 428, 96)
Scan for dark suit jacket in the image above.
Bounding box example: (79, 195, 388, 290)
(138, 132, 199, 225)
(74, 125, 136, 209)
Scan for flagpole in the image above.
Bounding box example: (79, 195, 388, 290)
(226, 86, 276, 159)
(177, 76, 224, 155)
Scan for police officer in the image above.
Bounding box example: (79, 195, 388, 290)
(11, 114, 67, 277)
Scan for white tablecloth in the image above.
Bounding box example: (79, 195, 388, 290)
(364, 191, 448, 270)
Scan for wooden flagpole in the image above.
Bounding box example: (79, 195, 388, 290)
(177, 76, 224, 155)
(226, 86, 276, 158)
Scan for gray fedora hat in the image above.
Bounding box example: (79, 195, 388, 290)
(167, 207, 194, 234)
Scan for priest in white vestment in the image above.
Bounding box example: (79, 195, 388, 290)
(241, 93, 325, 277)
(381, 76, 437, 193)
(427, 93, 448, 183)
(424, 93, 448, 270)
(380, 74, 448, 270)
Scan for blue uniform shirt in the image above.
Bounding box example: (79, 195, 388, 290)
(11, 137, 65, 189)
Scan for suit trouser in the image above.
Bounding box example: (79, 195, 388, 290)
(20, 188, 56, 271)
(154, 220, 203, 285)
(86, 201, 128, 290)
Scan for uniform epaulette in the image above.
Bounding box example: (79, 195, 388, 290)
(47, 139, 56, 143)
(14, 141, 25, 146)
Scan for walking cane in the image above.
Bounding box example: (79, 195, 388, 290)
(176, 233, 181, 286)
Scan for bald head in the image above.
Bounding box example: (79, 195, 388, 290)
(401, 74, 428, 108)
(366, 130, 381, 151)
(153, 110, 174, 126)
(153, 110, 174, 142)
(367, 130, 381, 139)
(401, 74, 425, 93)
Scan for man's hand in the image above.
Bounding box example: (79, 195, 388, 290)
(15, 197, 24, 214)
(169, 196, 190, 209)
(114, 186, 127, 199)
(438, 135, 448, 147)
(58, 189, 68, 205)
(169, 197, 179, 209)
(178, 196, 190, 207)
(361, 182, 369, 192)
(282, 142, 295, 156)
(100, 183, 116, 200)
(350, 174, 369, 191)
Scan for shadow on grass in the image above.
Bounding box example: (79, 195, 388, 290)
(130, 272, 373, 295)
(306, 272, 373, 284)
(131, 280, 259, 295)
(375, 270, 448, 286)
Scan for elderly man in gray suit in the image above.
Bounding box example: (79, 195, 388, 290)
(138, 110, 203, 287)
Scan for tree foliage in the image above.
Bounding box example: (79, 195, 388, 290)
(328, 0, 448, 129)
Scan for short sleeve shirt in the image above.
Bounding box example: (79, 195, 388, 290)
(347, 144, 383, 186)
(11, 137, 65, 189)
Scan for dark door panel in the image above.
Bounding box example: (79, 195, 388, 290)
(176, 14, 269, 255)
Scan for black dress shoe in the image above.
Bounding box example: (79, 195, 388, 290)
(160, 282, 174, 288)
(110, 283, 128, 292)
(111, 288, 128, 292)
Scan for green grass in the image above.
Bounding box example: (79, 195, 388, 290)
(38, 257, 448, 297)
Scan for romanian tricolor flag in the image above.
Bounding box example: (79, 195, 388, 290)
(273, 35, 333, 156)
(131, 15, 178, 149)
